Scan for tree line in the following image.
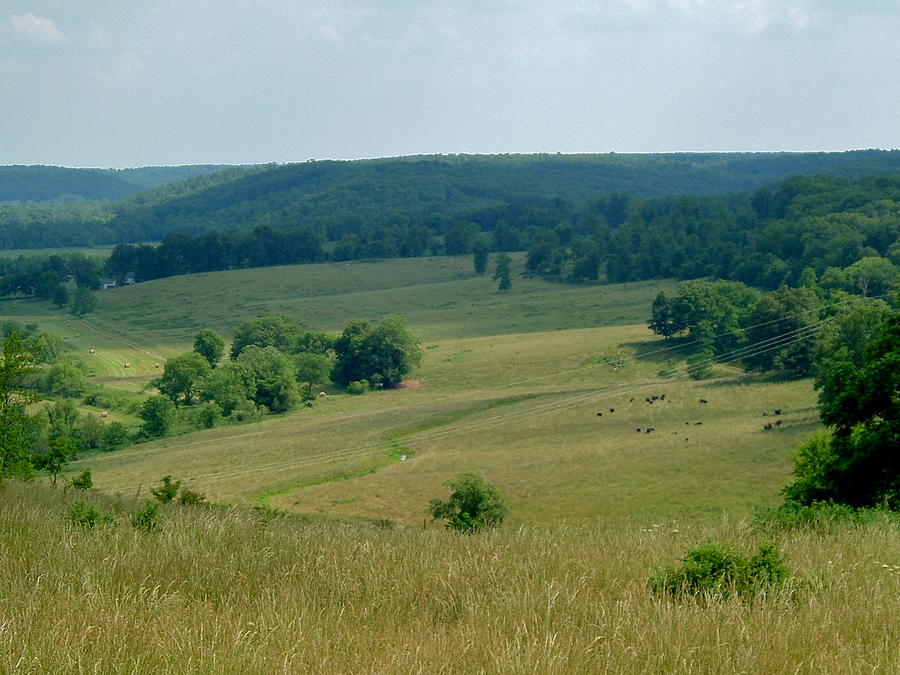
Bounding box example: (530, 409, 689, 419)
(139, 314, 421, 439)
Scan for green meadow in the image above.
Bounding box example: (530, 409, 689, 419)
(2, 255, 898, 673)
(5, 254, 813, 525)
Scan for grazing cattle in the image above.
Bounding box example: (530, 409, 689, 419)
(89, 349, 95, 354)
(660, 394, 666, 400)
(762, 411, 768, 416)
(123, 362, 130, 368)
(609, 408, 615, 413)
(645, 427, 655, 433)
(318, 391, 327, 398)
(763, 423, 773, 430)
(699, 399, 708, 404)
(694, 421, 703, 425)
(100, 411, 108, 418)
(775, 420, 782, 426)
(636, 428, 642, 432)
(596, 412, 603, 416)
(629, 398, 635, 403)
(685, 422, 690, 425)
(154, 363, 160, 368)
(774, 409, 782, 415)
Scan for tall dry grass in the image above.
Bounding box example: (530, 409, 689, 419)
(2, 480, 897, 673)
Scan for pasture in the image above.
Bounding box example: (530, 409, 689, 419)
(1, 254, 824, 524)
(73, 323, 819, 526)
(3, 255, 897, 673)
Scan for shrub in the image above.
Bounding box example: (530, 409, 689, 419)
(193, 401, 223, 429)
(347, 380, 369, 395)
(68, 500, 114, 528)
(150, 475, 181, 503)
(83, 391, 114, 408)
(131, 500, 162, 532)
(751, 502, 893, 533)
(429, 473, 509, 534)
(66, 469, 94, 491)
(178, 488, 207, 505)
(649, 542, 790, 600)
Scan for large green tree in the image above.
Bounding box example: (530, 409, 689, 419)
(69, 287, 98, 318)
(155, 352, 212, 406)
(235, 346, 300, 413)
(0, 332, 40, 479)
(294, 353, 332, 400)
(784, 313, 899, 509)
(331, 317, 422, 389)
(743, 286, 821, 375)
(198, 363, 256, 416)
(493, 252, 512, 291)
(193, 329, 225, 367)
(230, 314, 302, 359)
(429, 473, 509, 533)
(139, 395, 178, 439)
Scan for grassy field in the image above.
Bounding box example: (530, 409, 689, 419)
(2, 256, 897, 672)
(1, 255, 821, 524)
(64, 254, 679, 343)
(72, 322, 819, 525)
(2, 480, 897, 673)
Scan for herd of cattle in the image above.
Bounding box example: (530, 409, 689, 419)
(596, 395, 790, 438)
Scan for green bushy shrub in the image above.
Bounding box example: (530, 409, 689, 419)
(67, 500, 114, 528)
(150, 476, 180, 503)
(131, 500, 162, 532)
(66, 469, 94, 491)
(178, 488, 207, 505)
(752, 502, 894, 533)
(347, 380, 370, 395)
(649, 542, 789, 600)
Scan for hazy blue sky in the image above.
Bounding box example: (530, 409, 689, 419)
(2, 1, 898, 167)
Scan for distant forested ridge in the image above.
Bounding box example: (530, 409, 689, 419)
(94, 172, 899, 293)
(0, 164, 238, 202)
(0, 164, 249, 248)
(1, 150, 898, 249)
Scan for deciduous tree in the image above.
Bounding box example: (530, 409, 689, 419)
(429, 473, 509, 533)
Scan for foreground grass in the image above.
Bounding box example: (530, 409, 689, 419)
(2, 481, 897, 673)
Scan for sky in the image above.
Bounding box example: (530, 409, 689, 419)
(1, 0, 898, 167)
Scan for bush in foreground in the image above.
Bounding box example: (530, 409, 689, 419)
(67, 500, 114, 529)
(429, 472, 508, 533)
(649, 542, 790, 600)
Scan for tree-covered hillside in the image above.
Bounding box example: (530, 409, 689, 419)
(0, 164, 251, 248)
(0, 164, 238, 203)
(0, 166, 138, 202)
(90, 172, 897, 296)
(1, 151, 898, 250)
(107, 151, 900, 243)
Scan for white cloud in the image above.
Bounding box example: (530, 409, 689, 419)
(9, 13, 66, 44)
